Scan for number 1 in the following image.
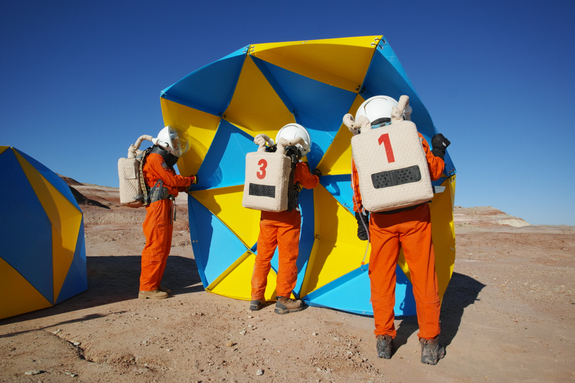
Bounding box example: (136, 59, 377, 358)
(378, 133, 395, 163)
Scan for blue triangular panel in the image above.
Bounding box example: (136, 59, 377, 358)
(252, 57, 357, 170)
(188, 194, 249, 287)
(303, 267, 372, 315)
(0, 149, 54, 303)
(294, 188, 314, 297)
(303, 265, 416, 316)
(363, 45, 435, 140)
(161, 46, 248, 116)
(14, 148, 80, 210)
(56, 221, 87, 303)
(191, 120, 256, 191)
(319, 175, 354, 214)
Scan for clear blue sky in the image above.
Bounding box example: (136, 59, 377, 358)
(2, 0, 574, 225)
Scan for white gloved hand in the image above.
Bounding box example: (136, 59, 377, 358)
(392, 95, 412, 122)
(343, 114, 370, 135)
(254, 134, 273, 152)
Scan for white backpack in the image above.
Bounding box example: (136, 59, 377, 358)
(242, 134, 304, 212)
(117, 135, 154, 207)
(351, 120, 433, 212)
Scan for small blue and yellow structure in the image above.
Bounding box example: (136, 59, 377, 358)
(0, 146, 87, 320)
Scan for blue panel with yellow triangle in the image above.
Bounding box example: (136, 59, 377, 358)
(191, 120, 257, 191)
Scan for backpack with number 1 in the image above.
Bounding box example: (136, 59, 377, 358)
(352, 119, 433, 212)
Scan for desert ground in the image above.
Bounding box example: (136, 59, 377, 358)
(1, 180, 574, 382)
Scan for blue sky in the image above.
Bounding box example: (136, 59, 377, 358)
(2, 0, 574, 225)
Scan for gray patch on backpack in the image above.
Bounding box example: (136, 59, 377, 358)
(249, 183, 276, 198)
(371, 165, 422, 189)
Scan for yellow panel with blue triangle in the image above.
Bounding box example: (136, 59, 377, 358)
(430, 176, 456, 298)
(161, 97, 222, 177)
(300, 185, 368, 297)
(192, 185, 261, 249)
(250, 36, 379, 92)
(207, 251, 277, 301)
(225, 56, 294, 135)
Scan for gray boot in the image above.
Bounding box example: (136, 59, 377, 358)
(420, 336, 445, 365)
(249, 300, 264, 311)
(274, 296, 303, 314)
(376, 335, 394, 359)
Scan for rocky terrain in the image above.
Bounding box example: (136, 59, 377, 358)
(1, 180, 574, 382)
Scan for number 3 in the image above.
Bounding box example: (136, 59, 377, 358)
(257, 159, 267, 179)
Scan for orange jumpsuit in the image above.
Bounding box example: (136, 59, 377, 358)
(251, 162, 319, 300)
(140, 152, 194, 292)
(352, 134, 445, 340)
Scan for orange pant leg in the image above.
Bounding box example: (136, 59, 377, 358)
(251, 211, 302, 300)
(369, 216, 401, 338)
(398, 205, 441, 340)
(275, 219, 301, 297)
(369, 204, 441, 339)
(140, 199, 173, 291)
(251, 220, 278, 300)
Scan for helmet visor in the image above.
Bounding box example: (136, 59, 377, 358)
(169, 128, 189, 157)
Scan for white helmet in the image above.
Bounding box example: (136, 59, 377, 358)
(275, 123, 311, 157)
(153, 126, 189, 158)
(356, 95, 399, 126)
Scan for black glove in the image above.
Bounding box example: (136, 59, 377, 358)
(431, 133, 451, 160)
(186, 175, 198, 193)
(312, 168, 322, 178)
(355, 211, 369, 241)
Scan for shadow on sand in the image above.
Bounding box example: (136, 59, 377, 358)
(0, 254, 203, 331)
(392, 272, 486, 350)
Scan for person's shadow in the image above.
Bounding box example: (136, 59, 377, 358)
(0, 254, 204, 330)
(392, 272, 485, 350)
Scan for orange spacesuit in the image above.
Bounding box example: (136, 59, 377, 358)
(352, 133, 445, 340)
(139, 151, 195, 296)
(251, 161, 319, 304)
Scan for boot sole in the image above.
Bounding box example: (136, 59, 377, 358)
(274, 307, 303, 315)
(138, 294, 168, 300)
(377, 351, 392, 359)
(421, 348, 446, 365)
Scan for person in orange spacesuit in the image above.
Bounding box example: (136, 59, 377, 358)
(138, 126, 197, 300)
(249, 124, 321, 314)
(347, 95, 450, 365)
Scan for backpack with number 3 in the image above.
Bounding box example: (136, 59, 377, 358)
(242, 134, 292, 212)
(352, 119, 433, 213)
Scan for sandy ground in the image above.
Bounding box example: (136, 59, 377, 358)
(1, 182, 574, 382)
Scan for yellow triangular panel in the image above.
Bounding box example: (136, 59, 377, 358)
(0, 146, 8, 156)
(191, 185, 261, 249)
(0, 258, 53, 320)
(161, 98, 222, 177)
(300, 185, 369, 297)
(317, 95, 366, 175)
(207, 251, 277, 301)
(429, 176, 456, 298)
(15, 152, 82, 302)
(225, 56, 295, 135)
(250, 36, 380, 92)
